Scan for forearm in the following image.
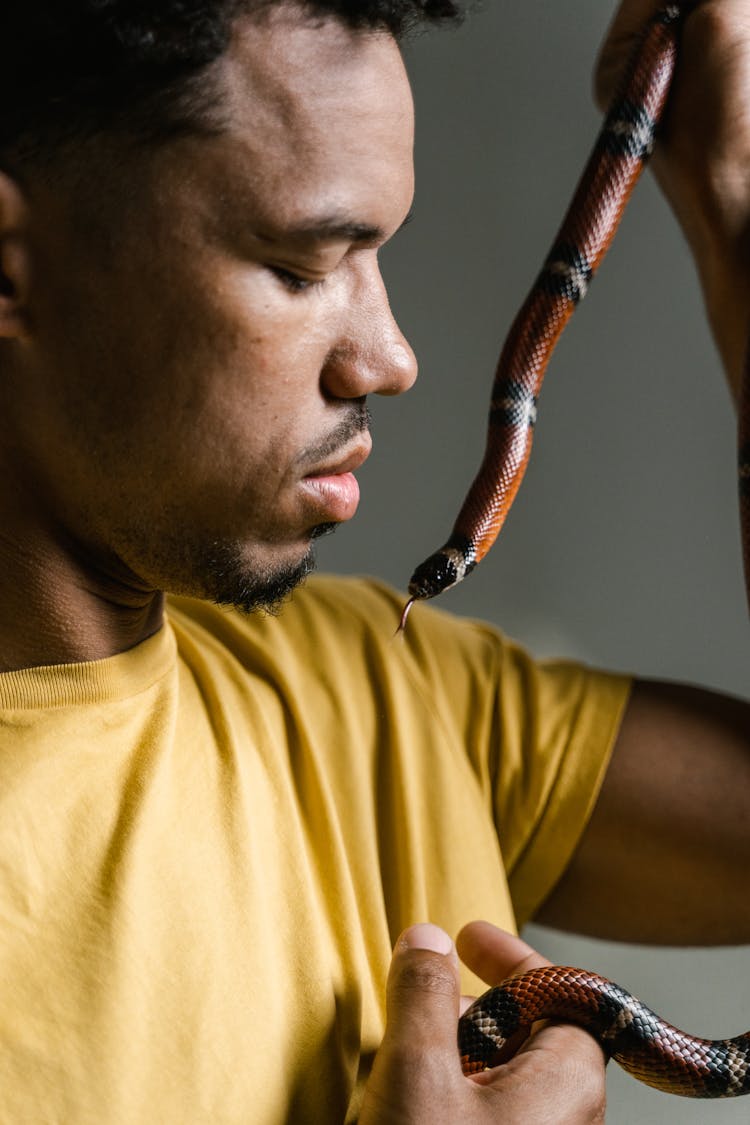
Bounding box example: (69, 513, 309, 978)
(654, 125, 750, 406)
(687, 224, 750, 406)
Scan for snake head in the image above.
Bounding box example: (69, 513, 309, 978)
(407, 536, 477, 602)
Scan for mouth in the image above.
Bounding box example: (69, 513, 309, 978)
(300, 436, 372, 523)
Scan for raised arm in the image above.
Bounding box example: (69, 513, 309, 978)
(536, 0, 750, 943)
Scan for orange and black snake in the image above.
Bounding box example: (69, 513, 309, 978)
(403, 0, 750, 1099)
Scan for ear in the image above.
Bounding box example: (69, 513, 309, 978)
(0, 170, 31, 339)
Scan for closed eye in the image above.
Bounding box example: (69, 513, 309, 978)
(270, 266, 325, 294)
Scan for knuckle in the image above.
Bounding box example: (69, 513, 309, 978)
(391, 953, 458, 1001)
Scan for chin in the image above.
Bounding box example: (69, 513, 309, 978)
(193, 529, 337, 616)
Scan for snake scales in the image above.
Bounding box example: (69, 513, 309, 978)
(402, 0, 750, 1100)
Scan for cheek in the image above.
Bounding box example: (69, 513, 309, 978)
(162, 311, 329, 476)
(38, 226, 337, 462)
(199, 283, 335, 417)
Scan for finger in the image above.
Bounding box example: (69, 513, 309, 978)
(516, 1020, 610, 1101)
(472, 1023, 608, 1122)
(594, 0, 657, 110)
(456, 922, 550, 985)
(459, 994, 476, 1016)
(360, 925, 466, 1123)
(521, 1021, 608, 1066)
(594, 0, 706, 109)
(383, 923, 463, 1068)
(457, 924, 554, 1069)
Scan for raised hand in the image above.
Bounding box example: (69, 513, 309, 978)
(597, 0, 750, 395)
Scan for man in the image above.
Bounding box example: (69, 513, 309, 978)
(0, 1, 746, 1122)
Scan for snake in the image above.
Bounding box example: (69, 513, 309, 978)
(458, 966, 750, 1097)
(400, 0, 750, 1100)
(400, 0, 750, 628)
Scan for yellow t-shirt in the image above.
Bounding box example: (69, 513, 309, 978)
(0, 576, 629, 1124)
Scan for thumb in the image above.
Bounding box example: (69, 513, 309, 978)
(383, 923, 463, 1065)
(360, 924, 464, 1124)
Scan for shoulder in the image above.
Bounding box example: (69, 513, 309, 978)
(163, 573, 515, 691)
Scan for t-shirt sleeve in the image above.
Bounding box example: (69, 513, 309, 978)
(350, 580, 632, 929)
(489, 636, 631, 926)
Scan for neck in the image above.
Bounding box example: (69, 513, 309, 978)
(0, 527, 165, 673)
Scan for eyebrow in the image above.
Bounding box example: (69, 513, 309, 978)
(258, 208, 415, 247)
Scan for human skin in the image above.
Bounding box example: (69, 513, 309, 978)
(360, 922, 606, 1125)
(0, 7, 418, 670)
(0, 0, 747, 1118)
(362, 0, 750, 1114)
(535, 0, 750, 946)
(595, 0, 750, 401)
(0, 7, 610, 1118)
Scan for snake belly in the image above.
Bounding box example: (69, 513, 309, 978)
(403, 1, 721, 614)
(458, 965, 750, 1098)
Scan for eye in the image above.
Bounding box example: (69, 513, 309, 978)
(270, 266, 325, 294)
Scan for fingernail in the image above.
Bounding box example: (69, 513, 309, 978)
(398, 923, 455, 958)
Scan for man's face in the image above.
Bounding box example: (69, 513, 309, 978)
(11, 6, 416, 610)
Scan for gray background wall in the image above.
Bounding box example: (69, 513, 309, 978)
(316, 1, 749, 1120)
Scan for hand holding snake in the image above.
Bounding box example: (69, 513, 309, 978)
(360, 924, 608, 1125)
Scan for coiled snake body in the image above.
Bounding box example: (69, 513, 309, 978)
(459, 966, 750, 1098)
(403, 0, 750, 1100)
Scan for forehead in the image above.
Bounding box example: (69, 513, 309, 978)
(212, 8, 415, 227)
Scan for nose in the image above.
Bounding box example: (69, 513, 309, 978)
(320, 260, 418, 401)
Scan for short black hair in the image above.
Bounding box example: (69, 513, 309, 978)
(0, 1, 462, 167)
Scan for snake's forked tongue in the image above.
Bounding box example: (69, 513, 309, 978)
(399, 2, 695, 627)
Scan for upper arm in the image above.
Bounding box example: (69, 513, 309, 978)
(533, 679, 750, 944)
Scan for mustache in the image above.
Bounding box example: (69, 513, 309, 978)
(297, 401, 372, 470)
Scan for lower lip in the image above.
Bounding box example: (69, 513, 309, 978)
(301, 472, 361, 522)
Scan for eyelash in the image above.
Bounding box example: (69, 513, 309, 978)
(271, 266, 325, 294)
